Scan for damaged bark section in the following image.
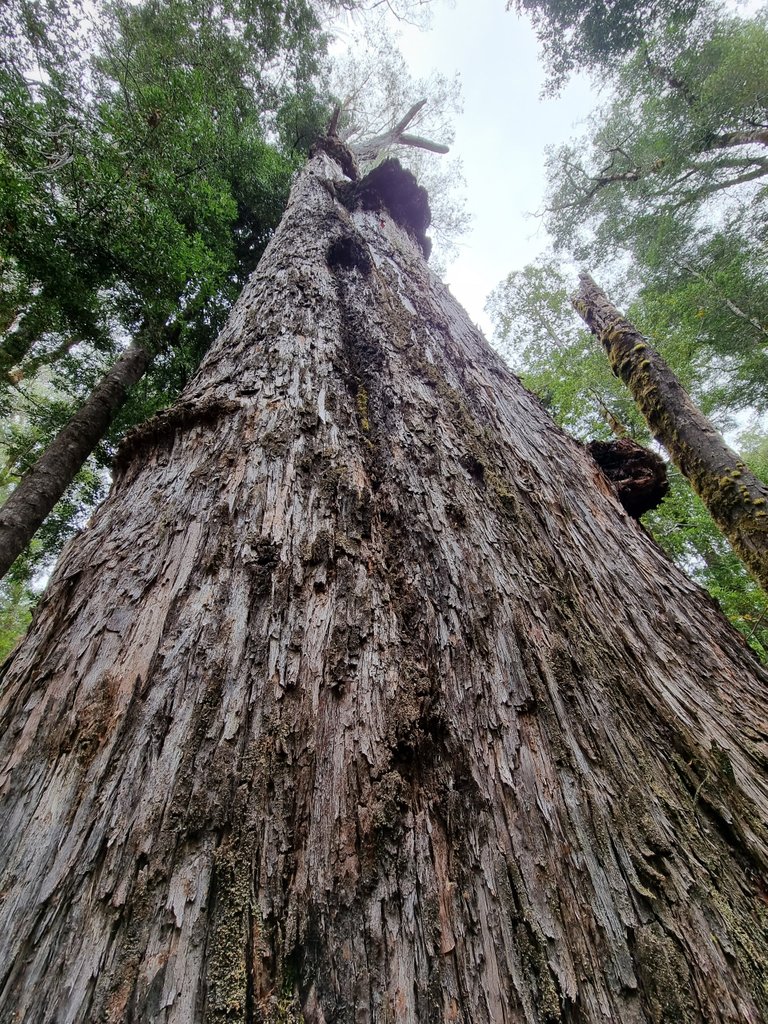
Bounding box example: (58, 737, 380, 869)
(0, 149, 767, 1024)
(310, 135, 358, 182)
(351, 159, 432, 258)
(331, 156, 433, 258)
(326, 235, 372, 276)
(313, 134, 432, 256)
(588, 437, 669, 519)
(114, 397, 241, 479)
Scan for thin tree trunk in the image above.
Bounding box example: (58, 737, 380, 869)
(573, 271, 768, 592)
(10, 332, 79, 384)
(0, 303, 47, 379)
(0, 147, 767, 1023)
(0, 340, 151, 578)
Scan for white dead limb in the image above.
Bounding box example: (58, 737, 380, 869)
(345, 99, 449, 162)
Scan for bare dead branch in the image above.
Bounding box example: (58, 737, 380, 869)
(669, 162, 768, 209)
(327, 103, 342, 138)
(347, 99, 449, 162)
(679, 262, 768, 341)
(390, 99, 427, 136)
(705, 128, 768, 150)
(397, 133, 449, 154)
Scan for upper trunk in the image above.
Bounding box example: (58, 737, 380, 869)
(1, 148, 767, 1024)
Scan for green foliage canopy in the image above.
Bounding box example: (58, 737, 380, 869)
(544, 9, 768, 265)
(0, 0, 331, 585)
(507, 0, 702, 90)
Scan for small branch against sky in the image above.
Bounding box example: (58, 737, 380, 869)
(347, 97, 450, 160)
(326, 19, 467, 266)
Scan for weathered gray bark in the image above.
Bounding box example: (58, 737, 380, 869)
(1, 148, 767, 1024)
(572, 271, 768, 593)
(0, 340, 151, 579)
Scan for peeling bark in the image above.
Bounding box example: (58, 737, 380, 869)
(573, 271, 768, 593)
(1, 153, 768, 1024)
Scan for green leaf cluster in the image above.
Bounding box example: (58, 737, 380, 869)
(544, 8, 768, 265)
(507, 0, 702, 92)
(0, 0, 331, 588)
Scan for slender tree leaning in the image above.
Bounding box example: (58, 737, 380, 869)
(573, 271, 768, 592)
(0, 340, 152, 579)
(0, 131, 767, 1022)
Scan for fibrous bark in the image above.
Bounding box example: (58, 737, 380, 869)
(0, 152, 767, 1024)
(573, 271, 768, 593)
(0, 340, 151, 578)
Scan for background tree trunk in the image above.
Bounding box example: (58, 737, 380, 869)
(0, 340, 151, 578)
(1, 150, 767, 1024)
(572, 271, 768, 592)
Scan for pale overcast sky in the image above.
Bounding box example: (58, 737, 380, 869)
(386, 1, 597, 334)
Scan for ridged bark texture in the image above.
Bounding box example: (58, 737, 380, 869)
(0, 152, 767, 1024)
(0, 341, 151, 578)
(572, 271, 768, 592)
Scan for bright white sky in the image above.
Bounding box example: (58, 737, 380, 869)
(382, 0, 597, 335)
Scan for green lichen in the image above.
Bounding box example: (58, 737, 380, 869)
(710, 739, 735, 783)
(356, 385, 370, 432)
(272, 969, 305, 1024)
(206, 840, 254, 1022)
(272, 997, 304, 1024)
(633, 924, 694, 1023)
(495, 860, 562, 1021)
(603, 329, 768, 588)
(705, 885, 768, 1012)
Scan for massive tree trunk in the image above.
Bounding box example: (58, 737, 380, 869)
(572, 271, 768, 593)
(1, 145, 767, 1024)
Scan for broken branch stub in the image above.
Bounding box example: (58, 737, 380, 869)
(344, 98, 450, 164)
(588, 438, 669, 519)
